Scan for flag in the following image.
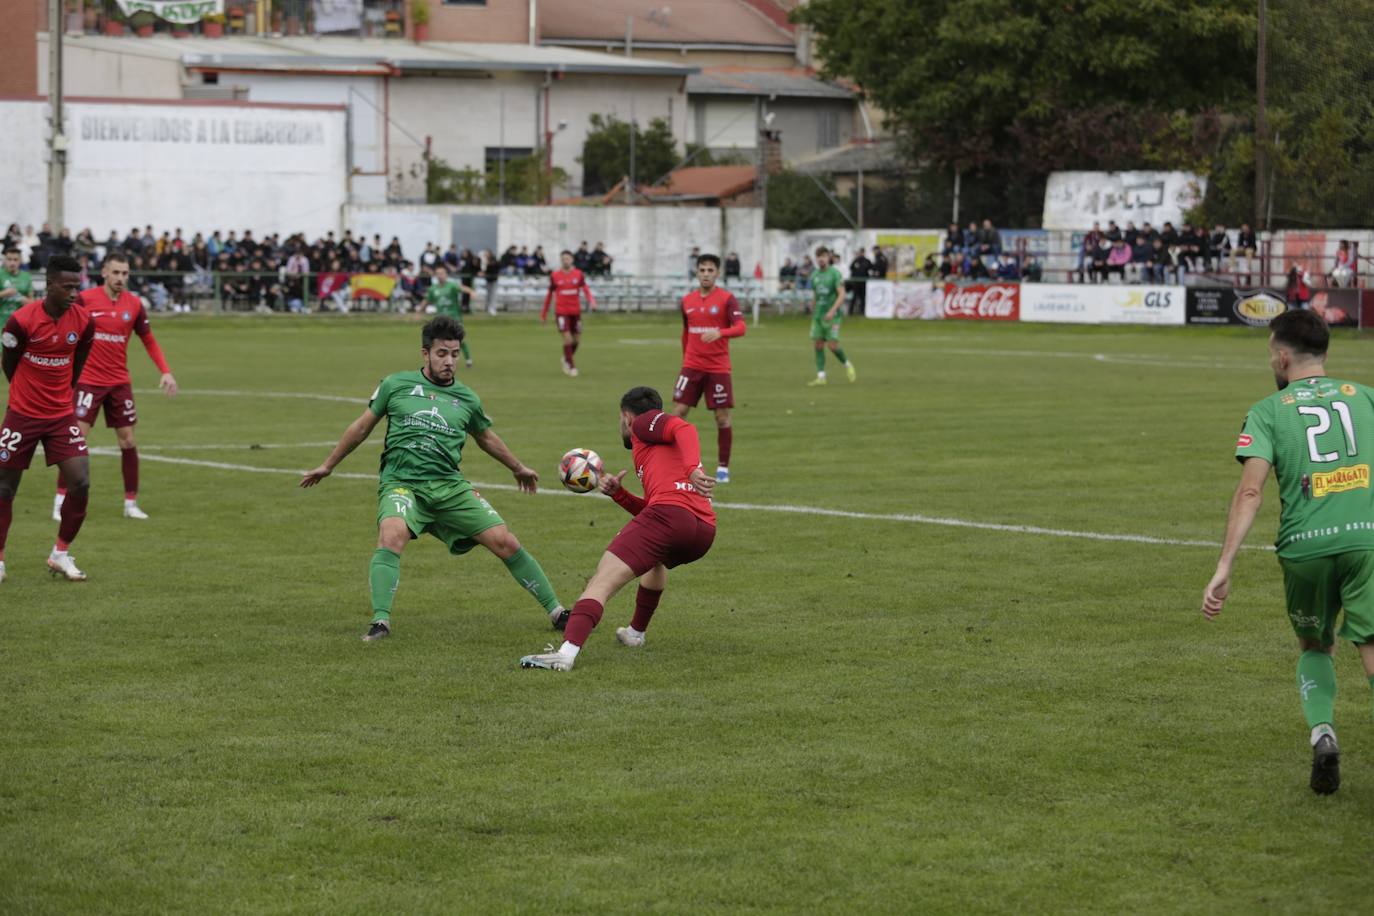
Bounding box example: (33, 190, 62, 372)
(351, 273, 397, 301)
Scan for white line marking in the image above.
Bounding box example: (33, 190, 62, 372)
(132, 441, 371, 452)
(132, 388, 365, 404)
(88, 448, 1265, 551)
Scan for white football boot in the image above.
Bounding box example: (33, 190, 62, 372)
(519, 645, 575, 671)
(615, 627, 645, 648)
(47, 552, 87, 581)
(123, 499, 150, 520)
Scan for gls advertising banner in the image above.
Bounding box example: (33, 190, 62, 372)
(1020, 284, 1185, 325)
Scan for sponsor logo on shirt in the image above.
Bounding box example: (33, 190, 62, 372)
(1341, 384, 1357, 396)
(23, 353, 71, 367)
(1237, 434, 1253, 447)
(1281, 394, 1297, 405)
(94, 332, 128, 344)
(1311, 464, 1370, 498)
(1, 332, 16, 348)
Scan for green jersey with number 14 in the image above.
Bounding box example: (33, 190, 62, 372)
(1236, 375, 1374, 559)
(368, 370, 492, 486)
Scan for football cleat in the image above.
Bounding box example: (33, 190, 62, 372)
(47, 553, 87, 581)
(123, 503, 150, 520)
(0, 560, 6, 584)
(846, 362, 857, 383)
(549, 606, 570, 631)
(52, 495, 64, 522)
(806, 376, 827, 387)
(560, 358, 574, 377)
(615, 627, 645, 648)
(715, 466, 730, 484)
(569, 367, 579, 378)
(1311, 733, 1341, 795)
(362, 621, 390, 642)
(520, 645, 574, 671)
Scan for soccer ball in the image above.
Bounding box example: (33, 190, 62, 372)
(559, 449, 603, 493)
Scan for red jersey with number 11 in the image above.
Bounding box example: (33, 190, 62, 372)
(2, 299, 95, 418)
(680, 286, 745, 373)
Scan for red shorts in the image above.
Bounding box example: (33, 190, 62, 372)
(555, 314, 583, 335)
(74, 382, 137, 428)
(607, 504, 716, 576)
(0, 409, 89, 470)
(672, 368, 734, 409)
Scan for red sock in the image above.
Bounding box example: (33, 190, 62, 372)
(0, 496, 12, 559)
(57, 489, 89, 547)
(571, 340, 579, 354)
(121, 446, 139, 500)
(630, 586, 662, 632)
(563, 343, 575, 368)
(563, 597, 604, 647)
(717, 426, 733, 468)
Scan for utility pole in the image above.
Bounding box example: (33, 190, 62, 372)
(47, 0, 66, 232)
(626, 97, 636, 205)
(1255, 0, 1268, 230)
(498, 89, 506, 205)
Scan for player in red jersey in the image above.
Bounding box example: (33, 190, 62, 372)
(53, 251, 177, 521)
(0, 255, 96, 583)
(670, 253, 746, 484)
(540, 250, 596, 377)
(520, 385, 717, 671)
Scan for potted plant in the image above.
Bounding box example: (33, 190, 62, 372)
(202, 12, 225, 36)
(411, 0, 430, 42)
(131, 10, 155, 36)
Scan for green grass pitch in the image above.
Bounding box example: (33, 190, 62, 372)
(2, 312, 1372, 912)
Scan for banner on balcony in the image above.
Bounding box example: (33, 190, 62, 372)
(314, 0, 363, 33)
(114, 0, 224, 24)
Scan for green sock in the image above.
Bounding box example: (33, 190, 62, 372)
(1297, 650, 1337, 728)
(461, 341, 471, 360)
(503, 548, 562, 613)
(814, 349, 826, 373)
(369, 547, 401, 624)
(833, 347, 849, 365)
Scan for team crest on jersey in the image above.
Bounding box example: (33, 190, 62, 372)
(709, 306, 719, 314)
(76, 407, 87, 417)
(66, 332, 78, 344)
(0, 450, 8, 461)
(122, 311, 131, 321)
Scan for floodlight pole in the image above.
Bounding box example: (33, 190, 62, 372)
(47, 0, 66, 232)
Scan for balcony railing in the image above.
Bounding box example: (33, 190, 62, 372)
(64, 0, 406, 39)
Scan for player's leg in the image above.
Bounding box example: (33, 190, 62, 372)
(0, 467, 22, 583)
(469, 521, 567, 628)
(1282, 554, 1343, 793)
(50, 453, 90, 581)
(53, 415, 92, 521)
(568, 325, 582, 376)
(365, 516, 410, 640)
(712, 406, 732, 483)
(671, 368, 702, 420)
(558, 319, 576, 375)
(617, 562, 666, 648)
(809, 332, 828, 385)
(1333, 551, 1374, 724)
(113, 420, 148, 519)
(827, 332, 856, 383)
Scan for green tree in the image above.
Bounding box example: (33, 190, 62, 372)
(579, 115, 679, 196)
(765, 170, 853, 231)
(425, 153, 569, 205)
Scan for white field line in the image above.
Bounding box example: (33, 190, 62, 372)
(87, 447, 1265, 552)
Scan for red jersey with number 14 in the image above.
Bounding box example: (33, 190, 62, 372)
(75, 287, 171, 386)
(625, 410, 715, 525)
(680, 286, 745, 373)
(2, 299, 95, 418)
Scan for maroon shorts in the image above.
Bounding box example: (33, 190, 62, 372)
(672, 368, 734, 409)
(555, 314, 583, 335)
(74, 382, 137, 428)
(607, 504, 716, 576)
(0, 410, 89, 470)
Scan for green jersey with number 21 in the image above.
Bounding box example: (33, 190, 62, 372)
(1236, 376, 1374, 559)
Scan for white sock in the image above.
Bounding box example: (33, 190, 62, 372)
(558, 641, 581, 659)
(50, 547, 67, 559)
(1311, 724, 1336, 746)
(54, 494, 65, 505)
(628, 626, 645, 638)
(124, 498, 138, 508)
(817, 371, 827, 379)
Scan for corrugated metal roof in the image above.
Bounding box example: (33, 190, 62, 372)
(687, 68, 853, 100)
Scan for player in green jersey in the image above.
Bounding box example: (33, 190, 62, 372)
(424, 266, 476, 367)
(301, 316, 567, 641)
(1203, 309, 1374, 795)
(0, 247, 34, 320)
(806, 247, 856, 387)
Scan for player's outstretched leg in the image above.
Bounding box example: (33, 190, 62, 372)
(522, 549, 635, 671)
(472, 526, 567, 629)
(366, 546, 401, 640)
(832, 344, 857, 382)
(617, 565, 666, 648)
(1298, 647, 1339, 793)
(49, 456, 89, 581)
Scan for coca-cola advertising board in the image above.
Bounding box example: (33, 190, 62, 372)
(939, 283, 1021, 320)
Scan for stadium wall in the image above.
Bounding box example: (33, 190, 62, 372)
(344, 204, 764, 279)
(0, 98, 348, 239)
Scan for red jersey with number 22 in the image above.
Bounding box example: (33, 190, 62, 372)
(680, 286, 745, 373)
(2, 299, 95, 418)
(629, 410, 715, 525)
(74, 287, 170, 386)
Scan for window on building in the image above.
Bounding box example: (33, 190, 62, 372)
(817, 110, 839, 149)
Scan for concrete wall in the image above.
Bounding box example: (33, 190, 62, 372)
(36, 35, 183, 99)
(429, 0, 531, 43)
(0, 99, 348, 237)
(345, 203, 763, 279)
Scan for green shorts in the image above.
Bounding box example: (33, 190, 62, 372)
(377, 479, 505, 556)
(810, 313, 842, 342)
(1278, 550, 1374, 645)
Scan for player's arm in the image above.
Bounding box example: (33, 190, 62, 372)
(1201, 456, 1271, 619)
(681, 301, 690, 352)
(1, 316, 25, 381)
(70, 318, 96, 388)
(301, 407, 383, 487)
(580, 273, 596, 311)
(471, 427, 539, 494)
(540, 277, 555, 322)
(633, 412, 715, 498)
(700, 295, 746, 344)
(825, 275, 847, 321)
(599, 469, 646, 515)
(134, 306, 177, 396)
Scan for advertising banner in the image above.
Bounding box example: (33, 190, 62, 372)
(1310, 288, 1359, 328)
(1019, 284, 1184, 325)
(1043, 171, 1206, 230)
(1186, 288, 1287, 327)
(940, 283, 1020, 321)
(875, 232, 943, 279)
(114, 0, 223, 23)
(866, 280, 941, 319)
